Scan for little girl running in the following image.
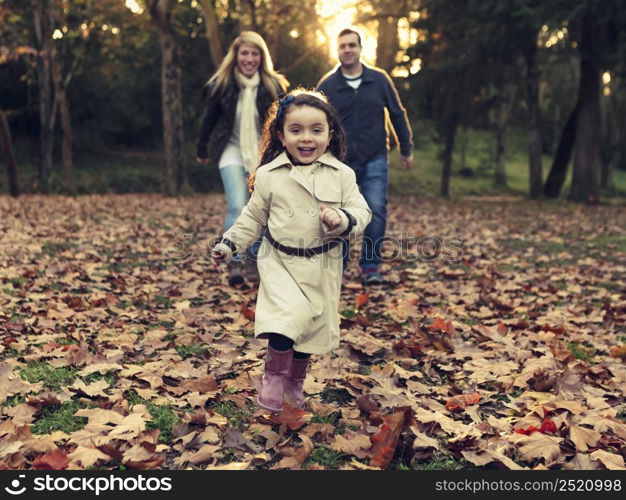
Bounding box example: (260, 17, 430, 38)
(212, 89, 371, 412)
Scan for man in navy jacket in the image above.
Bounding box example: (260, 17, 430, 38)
(318, 28, 414, 285)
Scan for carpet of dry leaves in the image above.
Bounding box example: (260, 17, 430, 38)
(0, 194, 625, 471)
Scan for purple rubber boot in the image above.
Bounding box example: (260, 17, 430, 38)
(257, 346, 293, 412)
(284, 357, 310, 410)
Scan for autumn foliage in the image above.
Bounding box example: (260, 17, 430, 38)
(0, 195, 625, 470)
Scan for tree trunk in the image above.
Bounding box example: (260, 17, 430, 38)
(149, 0, 187, 196)
(376, 15, 399, 73)
(458, 127, 468, 169)
(544, 103, 578, 197)
(0, 110, 19, 197)
(493, 86, 515, 187)
(614, 74, 626, 176)
(440, 114, 459, 198)
(604, 73, 626, 189)
(569, 12, 601, 203)
(50, 44, 75, 194)
(600, 147, 613, 190)
(523, 32, 543, 199)
(494, 125, 507, 187)
(199, 0, 223, 67)
(33, 1, 55, 193)
(599, 74, 620, 191)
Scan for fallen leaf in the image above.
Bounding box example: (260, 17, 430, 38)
(610, 345, 626, 359)
(510, 433, 563, 463)
(187, 444, 221, 465)
(368, 407, 411, 468)
(589, 450, 626, 470)
(240, 303, 255, 321)
(265, 405, 311, 431)
(356, 293, 369, 308)
(428, 316, 455, 334)
(32, 449, 68, 470)
(329, 431, 372, 458)
(445, 392, 481, 412)
(569, 425, 601, 452)
(205, 461, 251, 470)
(272, 434, 314, 469)
(67, 446, 111, 468)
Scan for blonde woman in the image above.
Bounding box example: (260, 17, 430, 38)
(196, 31, 289, 286)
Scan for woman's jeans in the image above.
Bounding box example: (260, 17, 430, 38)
(219, 164, 261, 261)
(342, 154, 389, 271)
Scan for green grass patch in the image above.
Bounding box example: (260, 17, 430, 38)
(154, 294, 172, 309)
(0, 348, 20, 360)
(303, 447, 346, 469)
(124, 389, 181, 443)
(495, 264, 523, 273)
(357, 364, 372, 375)
(175, 345, 208, 360)
(82, 370, 119, 386)
(31, 398, 88, 434)
(41, 282, 64, 292)
(146, 404, 179, 443)
(320, 387, 355, 405)
(567, 342, 595, 362)
(458, 318, 480, 326)
(20, 362, 80, 390)
(124, 389, 146, 406)
(10, 277, 28, 287)
(42, 241, 79, 257)
(2, 394, 25, 407)
(586, 235, 626, 252)
(411, 454, 472, 470)
(57, 337, 80, 346)
(207, 400, 255, 432)
(5, 130, 626, 198)
(158, 320, 176, 330)
(596, 281, 622, 292)
(310, 412, 341, 426)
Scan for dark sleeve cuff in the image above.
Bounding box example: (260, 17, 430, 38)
(339, 209, 356, 237)
(220, 237, 237, 254)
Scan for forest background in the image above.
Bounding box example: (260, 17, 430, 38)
(1, 0, 626, 202)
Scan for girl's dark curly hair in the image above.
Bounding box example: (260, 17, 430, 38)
(258, 88, 347, 166)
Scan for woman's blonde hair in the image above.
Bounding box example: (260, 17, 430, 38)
(207, 31, 289, 97)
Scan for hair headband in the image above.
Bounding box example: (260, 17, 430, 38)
(276, 95, 295, 120)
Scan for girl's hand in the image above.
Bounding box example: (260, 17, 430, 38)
(320, 205, 341, 229)
(212, 241, 233, 264)
(212, 250, 226, 263)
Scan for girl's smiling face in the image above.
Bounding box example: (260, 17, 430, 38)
(278, 105, 331, 164)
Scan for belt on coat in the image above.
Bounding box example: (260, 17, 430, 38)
(264, 230, 341, 258)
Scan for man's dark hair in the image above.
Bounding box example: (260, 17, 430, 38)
(338, 28, 361, 47)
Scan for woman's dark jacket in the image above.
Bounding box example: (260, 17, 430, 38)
(195, 79, 276, 163)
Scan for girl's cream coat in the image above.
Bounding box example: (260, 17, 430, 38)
(217, 151, 371, 354)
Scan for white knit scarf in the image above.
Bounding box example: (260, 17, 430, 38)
(234, 69, 260, 174)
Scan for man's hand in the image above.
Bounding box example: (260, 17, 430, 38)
(400, 154, 413, 170)
(320, 205, 341, 229)
(196, 156, 209, 166)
